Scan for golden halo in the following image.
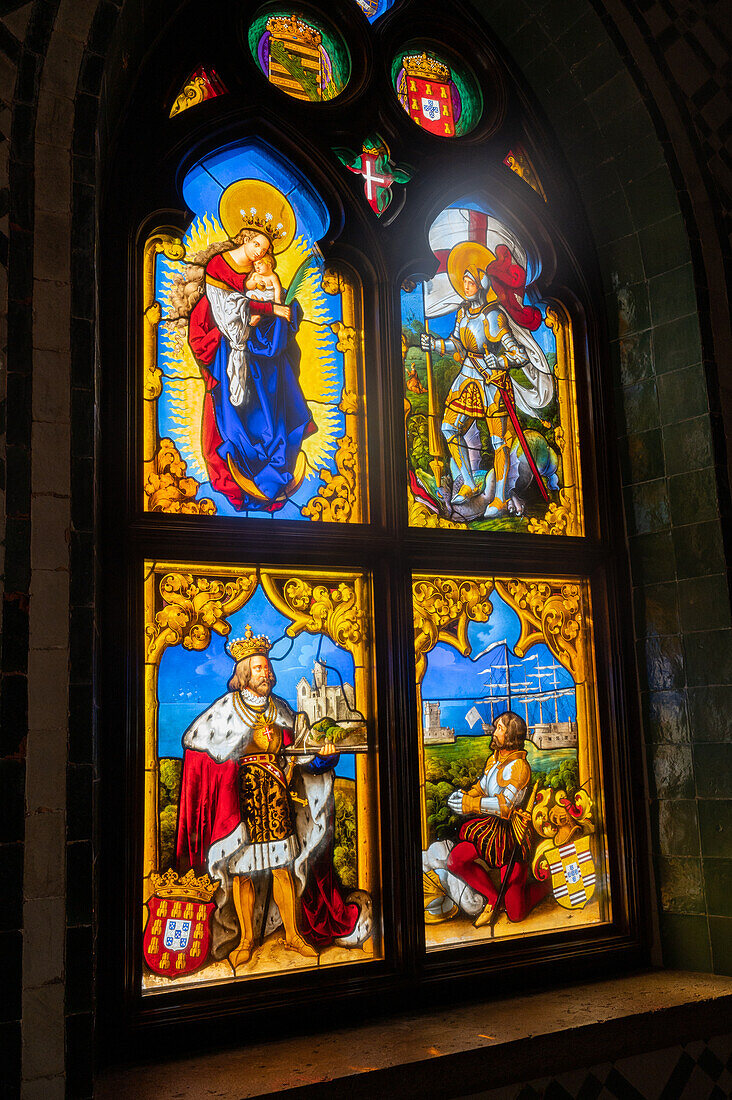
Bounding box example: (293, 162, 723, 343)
(446, 240, 496, 297)
(219, 179, 296, 254)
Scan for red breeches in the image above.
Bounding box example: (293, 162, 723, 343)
(447, 840, 549, 922)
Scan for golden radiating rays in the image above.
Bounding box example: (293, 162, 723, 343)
(157, 216, 342, 496)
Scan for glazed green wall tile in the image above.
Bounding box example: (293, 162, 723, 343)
(507, 19, 550, 63)
(554, 12, 605, 62)
(618, 331, 653, 386)
(688, 686, 732, 742)
(641, 635, 685, 693)
(663, 416, 715, 477)
(621, 379, 660, 435)
(572, 42, 622, 96)
(634, 582, 680, 637)
(694, 745, 732, 799)
(672, 520, 726, 579)
(656, 799, 700, 856)
(605, 282, 651, 339)
(639, 214, 691, 279)
(588, 192, 636, 247)
(698, 800, 732, 858)
(648, 263, 697, 326)
(600, 99, 657, 156)
(473, 0, 728, 975)
(657, 364, 710, 424)
(643, 691, 689, 743)
(624, 479, 669, 536)
(627, 166, 684, 232)
(599, 234, 645, 291)
(652, 314, 703, 374)
(709, 917, 732, 975)
(620, 429, 665, 484)
(650, 744, 694, 799)
(703, 859, 732, 915)
(684, 630, 732, 687)
(586, 69, 640, 125)
(678, 576, 732, 633)
(657, 856, 704, 913)
(668, 469, 720, 526)
(658, 913, 712, 971)
(612, 139, 665, 190)
(628, 531, 676, 585)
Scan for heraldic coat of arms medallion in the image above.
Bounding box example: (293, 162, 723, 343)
(545, 834, 596, 910)
(143, 869, 217, 978)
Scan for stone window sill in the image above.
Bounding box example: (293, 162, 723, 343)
(97, 970, 732, 1098)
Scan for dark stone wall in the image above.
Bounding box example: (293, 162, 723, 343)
(0, 0, 728, 1095)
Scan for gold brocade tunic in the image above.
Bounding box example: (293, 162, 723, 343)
(234, 691, 296, 848)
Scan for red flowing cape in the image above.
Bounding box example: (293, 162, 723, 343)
(175, 748, 359, 946)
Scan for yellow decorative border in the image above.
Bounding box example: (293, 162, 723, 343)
(302, 267, 368, 523)
(527, 301, 585, 537)
(143, 562, 377, 902)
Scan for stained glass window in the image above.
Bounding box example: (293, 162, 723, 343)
(114, 0, 640, 1029)
(143, 561, 380, 989)
(403, 202, 583, 535)
(143, 139, 367, 522)
(353, 0, 400, 22)
(504, 147, 548, 201)
(169, 66, 227, 117)
(249, 9, 351, 102)
(414, 574, 609, 947)
(392, 47, 482, 138)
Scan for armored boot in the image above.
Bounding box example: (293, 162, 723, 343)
(484, 436, 510, 517)
(442, 419, 478, 500)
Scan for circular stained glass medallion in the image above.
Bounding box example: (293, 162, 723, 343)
(249, 8, 351, 103)
(392, 46, 482, 138)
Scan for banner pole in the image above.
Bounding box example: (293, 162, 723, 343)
(423, 310, 444, 489)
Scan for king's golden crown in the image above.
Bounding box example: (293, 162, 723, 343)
(267, 13, 321, 48)
(403, 52, 451, 83)
(228, 624, 272, 662)
(149, 869, 217, 903)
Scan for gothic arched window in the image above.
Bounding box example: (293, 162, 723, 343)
(101, 0, 644, 1037)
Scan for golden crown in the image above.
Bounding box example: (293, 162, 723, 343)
(149, 869, 217, 903)
(267, 14, 321, 48)
(403, 52, 451, 83)
(228, 624, 272, 662)
(238, 207, 289, 244)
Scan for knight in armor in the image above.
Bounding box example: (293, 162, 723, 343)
(446, 710, 549, 926)
(421, 241, 554, 517)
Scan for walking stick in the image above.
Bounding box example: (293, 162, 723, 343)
(487, 780, 540, 938)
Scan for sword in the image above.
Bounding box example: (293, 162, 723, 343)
(495, 381, 550, 503)
(487, 780, 540, 938)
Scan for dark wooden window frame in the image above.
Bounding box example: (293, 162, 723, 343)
(98, 0, 650, 1061)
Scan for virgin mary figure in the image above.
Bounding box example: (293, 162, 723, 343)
(186, 179, 316, 512)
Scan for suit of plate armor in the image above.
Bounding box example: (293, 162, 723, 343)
(429, 302, 530, 515)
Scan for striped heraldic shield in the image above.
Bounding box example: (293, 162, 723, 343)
(546, 834, 596, 910)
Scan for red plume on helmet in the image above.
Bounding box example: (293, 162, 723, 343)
(486, 244, 541, 331)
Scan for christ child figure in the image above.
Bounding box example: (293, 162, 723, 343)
(245, 255, 283, 326)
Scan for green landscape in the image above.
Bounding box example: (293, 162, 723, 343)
(424, 734, 579, 846)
